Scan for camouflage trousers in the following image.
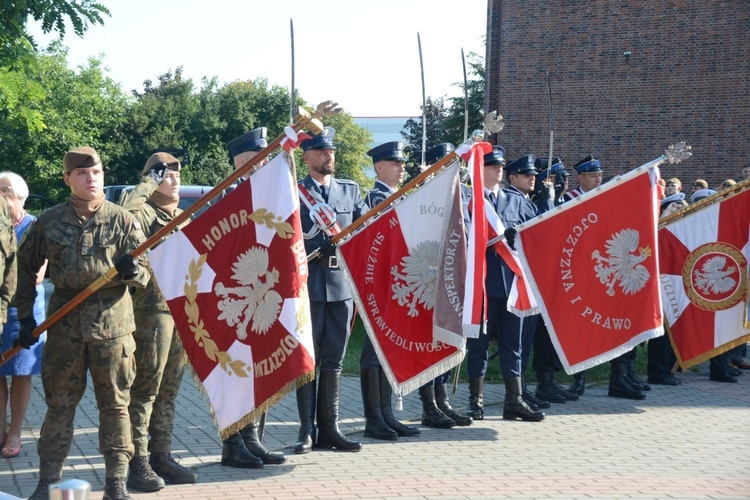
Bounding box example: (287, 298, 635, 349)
(128, 310, 185, 456)
(39, 333, 136, 479)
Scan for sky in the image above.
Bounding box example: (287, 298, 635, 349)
(30, 0, 487, 117)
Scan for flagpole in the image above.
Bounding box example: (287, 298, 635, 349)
(462, 48, 469, 143)
(418, 32, 427, 167)
(0, 104, 337, 366)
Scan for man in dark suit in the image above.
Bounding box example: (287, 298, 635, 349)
(295, 128, 366, 453)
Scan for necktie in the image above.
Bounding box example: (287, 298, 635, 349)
(488, 191, 497, 209)
(320, 185, 328, 202)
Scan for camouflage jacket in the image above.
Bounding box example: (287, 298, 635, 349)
(16, 200, 149, 341)
(121, 176, 185, 313)
(0, 196, 16, 324)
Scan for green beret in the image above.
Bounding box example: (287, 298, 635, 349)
(143, 152, 181, 175)
(63, 146, 101, 173)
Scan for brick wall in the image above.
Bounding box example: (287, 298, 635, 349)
(484, 0, 749, 190)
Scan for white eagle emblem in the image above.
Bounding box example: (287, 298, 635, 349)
(693, 256, 737, 295)
(591, 228, 652, 297)
(391, 240, 439, 317)
(214, 246, 283, 339)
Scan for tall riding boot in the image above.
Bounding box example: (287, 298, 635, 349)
(569, 371, 586, 396)
(534, 371, 566, 403)
(379, 367, 420, 436)
(625, 358, 651, 391)
(503, 376, 545, 421)
(294, 380, 316, 454)
(418, 385, 455, 428)
(315, 371, 362, 452)
(467, 376, 484, 420)
(435, 383, 472, 426)
(608, 361, 646, 400)
(240, 421, 287, 464)
(221, 432, 263, 468)
(522, 373, 550, 409)
(361, 368, 398, 440)
(550, 372, 580, 401)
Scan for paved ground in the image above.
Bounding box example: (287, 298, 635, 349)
(1, 361, 749, 500)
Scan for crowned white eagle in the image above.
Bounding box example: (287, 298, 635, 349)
(693, 255, 737, 295)
(591, 228, 652, 297)
(391, 240, 440, 317)
(214, 246, 282, 339)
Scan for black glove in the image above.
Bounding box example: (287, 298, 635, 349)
(114, 254, 139, 280)
(503, 227, 517, 250)
(320, 234, 337, 257)
(542, 182, 555, 201)
(148, 162, 168, 185)
(13, 316, 38, 350)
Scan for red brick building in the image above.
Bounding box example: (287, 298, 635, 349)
(484, 0, 749, 189)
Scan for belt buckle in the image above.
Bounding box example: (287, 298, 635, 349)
(328, 255, 339, 269)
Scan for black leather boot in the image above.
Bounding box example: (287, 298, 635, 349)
(27, 477, 61, 500)
(709, 356, 738, 383)
(569, 371, 586, 395)
(550, 372, 580, 401)
(127, 455, 165, 492)
(435, 383, 472, 426)
(103, 477, 132, 500)
(314, 371, 362, 452)
(534, 372, 566, 403)
(608, 361, 646, 399)
(503, 376, 545, 421)
(626, 358, 651, 391)
(149, 452, 198, 484)
(240, 421, 287, 464)
(467, 376, 484, 420)
(294, 380, 316, 454)
(418, 385, 455, 428)
(378, 367, 420, 437)
(522, 374, 550, 409)
(361, 368, 398, 440)
(221, 432, 263, 468)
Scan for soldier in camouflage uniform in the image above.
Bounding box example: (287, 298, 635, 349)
(16, 147, 149, 500)
(0, 194, 16, 346)
(121, 152, 198, 491)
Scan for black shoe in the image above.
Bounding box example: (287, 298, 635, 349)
(435, 383, 472, 426)
(418, 385, 456, 428)
(608, 362, 646, 400)
(523, 389, 551, 409)
(626, 359, 651, 391)
(728, 366, 743, 377)
(709, 372, 738, 383)
(27, 478, 60, 500)
(127, 456, 165, 492)
(504, 377, 544, 422)
(149, 452, 198, 484)
(103, 477, 132, 500)
(240, 422, 288, 464)
(534, 372, 566, 404)
(648, 375, 680, 386)
(569, 372, 586, 396)
(550, 374, 580, 401)
(466, 376, 484, 420)
(221, 433, 263, 468)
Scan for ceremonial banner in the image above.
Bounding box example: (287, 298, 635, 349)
(149, 152, 315, 439)
(659, 188, 750, 368)
(337, 162, 466, 394)
(516, 167, 664, 373)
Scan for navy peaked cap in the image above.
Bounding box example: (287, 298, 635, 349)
(226, 127, 268, 157)
(505, 154, 538, 175)
(483, 146, 506, 166)
(367, 141, 406, 163)
(425, 142, 454, 165)
(574, 154, 603, 173)
(301, 127, 337, 151)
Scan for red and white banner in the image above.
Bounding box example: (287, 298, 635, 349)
(149, 152, 315, 439)
(337, 162, 466, 394)
(483, 200, 539, 317)
(516, 167, 664, 373)
(455, 141, 492, 338)
(659, 187, 750, 368)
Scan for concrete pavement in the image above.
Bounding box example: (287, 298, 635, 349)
(1, 362, 749, 499)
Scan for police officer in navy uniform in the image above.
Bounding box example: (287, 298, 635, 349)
(528, 158, 580, 405)
(295, 128, 366, 453)
(359, 141, 422, 440)
(409, 143, 473, 429)
(219, 128, 288, 469)
(466, 145, 511, 420)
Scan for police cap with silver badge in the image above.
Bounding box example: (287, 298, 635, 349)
(300, 127, 337, 151)
(483, 145, 506, 166)
(226, 127, 268, 157)
(574, 154, 603, 174)
(424, 142, 454, 165)
(536, 157, 568, 181)
(367, 141, 406, 163)
(505, 154, 538, 175)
